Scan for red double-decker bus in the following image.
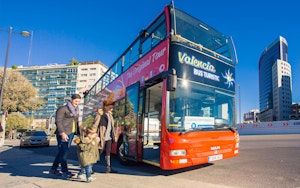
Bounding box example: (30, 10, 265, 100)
(82, 3, 239, 170)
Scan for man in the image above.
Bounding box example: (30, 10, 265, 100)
(49, 94, 81, 178)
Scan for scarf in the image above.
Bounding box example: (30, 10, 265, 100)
(104, 113, 114, 141)
(67, 101, 79, 134)
(67, 101, 79, 116)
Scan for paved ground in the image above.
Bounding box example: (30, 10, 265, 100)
(0, 139, 230, 188)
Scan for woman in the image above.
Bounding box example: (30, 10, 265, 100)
(98, 100, 118, 173)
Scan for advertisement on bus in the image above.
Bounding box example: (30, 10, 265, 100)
(169, 44, 235, 92)
(106, 40, 169, 102)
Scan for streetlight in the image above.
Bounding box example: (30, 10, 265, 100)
(0, 27, 32, 147)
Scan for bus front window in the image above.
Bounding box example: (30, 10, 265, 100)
(168, 79, 235, 132)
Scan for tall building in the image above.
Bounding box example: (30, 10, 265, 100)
(258, 36, 292, 121)
(15, 61, 107, 121)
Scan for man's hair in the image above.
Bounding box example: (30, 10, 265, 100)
(71, 94, 81, 100)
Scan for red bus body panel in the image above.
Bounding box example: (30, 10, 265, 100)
(160, 131, 239, 170)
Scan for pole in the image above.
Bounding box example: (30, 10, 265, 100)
(0, 27, 12, 112)
(0, 112, 7, 147)
(0, 27, 12, 147)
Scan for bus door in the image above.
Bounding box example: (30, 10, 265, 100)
(122, 82, 140, 161)
(143, 82, 162, 165)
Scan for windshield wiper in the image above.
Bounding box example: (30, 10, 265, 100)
(228, 127, 236, 133)
(215, 125, 236, 133)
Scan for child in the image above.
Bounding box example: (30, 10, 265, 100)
(74, 126, 100, 182)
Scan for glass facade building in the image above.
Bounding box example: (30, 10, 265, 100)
(16, 64, 78, 119)
(258, 36, 292, 121)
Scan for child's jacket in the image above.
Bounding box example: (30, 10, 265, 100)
(75, 136, 100, 167)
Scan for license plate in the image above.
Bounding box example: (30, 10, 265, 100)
(31, 141, 41, 145)
(208, 154, 223, 162)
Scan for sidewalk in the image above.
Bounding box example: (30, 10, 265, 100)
(0, 139, 230, 188)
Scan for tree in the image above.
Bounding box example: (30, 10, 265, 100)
(0, 69, 44, 113)
(6, 113, 30, 138)
(69, 58, 79, 66)
(11, 65, 18, 69)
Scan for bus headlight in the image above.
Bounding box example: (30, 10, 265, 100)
(235, 142, 239, 148)
(170, 149, 186, 156)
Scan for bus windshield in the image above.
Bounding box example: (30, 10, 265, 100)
(171, 7, 237, 65)
(168, 79, 235, 133)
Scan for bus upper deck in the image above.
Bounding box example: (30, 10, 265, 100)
(83, 4, 237, 104)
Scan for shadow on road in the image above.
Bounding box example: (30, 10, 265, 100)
(0, 143, 214, 180)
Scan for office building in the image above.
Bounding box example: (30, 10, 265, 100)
(258, 36, 292, 121)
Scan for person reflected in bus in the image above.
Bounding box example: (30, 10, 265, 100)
(98, 99, 118, 173)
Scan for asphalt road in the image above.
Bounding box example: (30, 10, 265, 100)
(11, 134, 300, 188)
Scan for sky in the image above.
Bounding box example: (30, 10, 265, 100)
(0, 0, 299, 121)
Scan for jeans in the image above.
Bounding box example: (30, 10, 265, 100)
(51, 133, 74, 173)
(78, 164, 92, 179)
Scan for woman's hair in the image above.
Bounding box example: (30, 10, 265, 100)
(71, 94, 81, 100)
(103, 91, 115, 106)
(103, 99, 114, 106)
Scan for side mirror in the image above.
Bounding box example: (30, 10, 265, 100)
(167, 68, 177, 91)
(83, 90, 89, 98)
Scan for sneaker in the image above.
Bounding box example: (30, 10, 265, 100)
(77, 174, 85, 180)
(62, 171, 74, 179)
(49, 169, 60, 176)
(86, 176, 96, 183)
(67, 171, 75, 176)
